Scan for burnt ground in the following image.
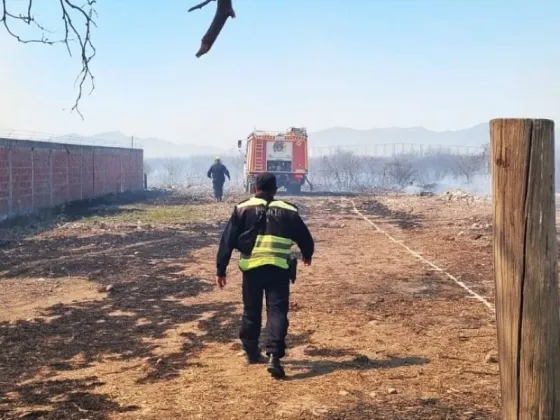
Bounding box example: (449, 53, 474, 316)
(0, 191, 501, 419)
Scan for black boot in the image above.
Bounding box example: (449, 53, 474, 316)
(267, 355, 286, 379)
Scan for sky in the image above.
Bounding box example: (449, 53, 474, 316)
(1, 0, 559, 147)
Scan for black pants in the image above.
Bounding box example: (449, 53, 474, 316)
(212, 181, 224, 201)
(240, 265, 290, 358)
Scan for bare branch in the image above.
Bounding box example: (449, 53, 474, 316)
(2, 0, 56, 44)
(1, 0, 97, 118)
(188, 0, 215, 13)
(191, 0, 235, 58)
(60, 0, 97, 118)
(2, 0, 235, 114)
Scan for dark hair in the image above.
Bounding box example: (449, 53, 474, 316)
(255, 172, 277, 193)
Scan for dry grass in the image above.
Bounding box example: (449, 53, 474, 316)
(0, 191, 502, 419)
(80, 204, 209, 226)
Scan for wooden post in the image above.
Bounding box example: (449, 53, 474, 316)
(491, 118, 560, 419)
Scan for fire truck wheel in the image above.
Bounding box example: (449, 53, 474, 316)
(286, 184, 302, 195)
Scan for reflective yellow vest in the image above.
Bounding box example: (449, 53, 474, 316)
(236, 197, 297, 271)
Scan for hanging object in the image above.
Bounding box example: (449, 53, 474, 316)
(188, 0, 236, 57)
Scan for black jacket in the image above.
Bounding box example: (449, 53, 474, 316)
(207, 163, 230, 184)
(216, 193, 314, 276)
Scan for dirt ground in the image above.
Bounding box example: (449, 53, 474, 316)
(0, 190, 502, 419)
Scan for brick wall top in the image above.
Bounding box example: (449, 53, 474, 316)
(0, 138, 143, 156)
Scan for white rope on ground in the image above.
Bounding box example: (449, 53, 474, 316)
(349, 199, 495, 313)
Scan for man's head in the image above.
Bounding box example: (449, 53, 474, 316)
(214, 156, 221, 164)
(255, 172, 277, 195)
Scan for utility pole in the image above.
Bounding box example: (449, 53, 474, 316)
(491, 118, 560, 419)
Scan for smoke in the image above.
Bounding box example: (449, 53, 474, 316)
(144, 154, 245, 189)
(402, 174, 490, 196)
(431, 174, 490, 196)
(305, 148, 490, 196)
(143, 147, 492, 197)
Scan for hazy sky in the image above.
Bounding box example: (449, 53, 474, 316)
(1, 0, 559, 147)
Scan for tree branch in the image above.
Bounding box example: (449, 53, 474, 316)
(2, 0, 235, 117)
(188, 0, 215, 13)
(60, 0, 97, 118)
(190, 0, 235, 58)
(0, 0, 97, 119)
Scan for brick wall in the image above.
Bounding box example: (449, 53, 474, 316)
(0, 139, 144, 221)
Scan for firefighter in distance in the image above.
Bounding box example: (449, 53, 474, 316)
(207, 157, 231, 201)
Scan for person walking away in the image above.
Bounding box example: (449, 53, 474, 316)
(215, 172, 314, 379)
(207, 157, 230, 201)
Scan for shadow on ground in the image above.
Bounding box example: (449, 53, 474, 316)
(306, 400, 495, 420)
(357, 198, 423, 230)
(0, 202, 236, 418)
(0, 227, 219, 280)
(0, 273, 239, 418)
(285, 355, 429, 381)
(0, 189, 215, 246)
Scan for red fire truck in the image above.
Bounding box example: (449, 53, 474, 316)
(238, 127, 309, 194)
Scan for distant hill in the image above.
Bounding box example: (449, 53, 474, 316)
(54, 123, 558, 158)
(308, 123, 491, 147)
(57, 131, 226, 158)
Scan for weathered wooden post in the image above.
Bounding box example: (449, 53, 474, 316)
(491, 118, 560, 419)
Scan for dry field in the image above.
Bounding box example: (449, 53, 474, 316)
(0, 190, 502, 419)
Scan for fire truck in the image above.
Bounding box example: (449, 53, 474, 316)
(238, 127, 309, 194)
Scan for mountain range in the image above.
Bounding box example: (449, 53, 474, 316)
(63, 123, 522, 158)
(55, 131, 225, 158)
(310, 123, 490, 148)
